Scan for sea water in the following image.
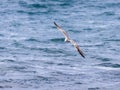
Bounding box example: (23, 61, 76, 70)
(0, 0, 120, 90)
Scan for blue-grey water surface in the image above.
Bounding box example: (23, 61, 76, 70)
(0, 0, 120, 90)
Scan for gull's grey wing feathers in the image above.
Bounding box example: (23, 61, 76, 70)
(54, 22, 70, 41)
(70, 39, 85, 58)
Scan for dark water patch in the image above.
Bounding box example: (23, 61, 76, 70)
(0, 85, 12, 88)
(117, 17, 120, 20)
(50, 38, 64, 43)
(96, 5, 106, 9)
(100, 11, 115, 16)
(88, 87, 100, 90)
(18, 1, 28, 8)
(0, 47, 6, 50)
(31, 47, 66, 54)
(36, 76, 51, 81)
(0, 34, 4, 37)
(12, 41, 28, 49)
(1, 59, 15, 63)
(0, 79, 29, 88)
(105, 2, 120, 8)
(21, 9, 47, 15)
(106, 39, 120, 42)
(52, 71, 69, 76)
(44, 60, 70, 66)
(8, 66, 27, 72)
(52, 71, 83, 77)
(59, 2, 71, 7)
(12, 41, 23, 47)
(57, 63, 70, 66)
(21, 70, 36, 74)
(83, 28, 93, 31)
(17, 10, 28, 14)
(36, 76, 58, 83)
(17, 10, 42, 15)
(2, 76, 58, 87)
(69, 29, 81, 33)
(5, 77, 57, 87)
(25, 38, 41, 43)
(90, 5, 106, 9)
(45, 61, 55, 65)
(0, 79, 13, 83)
(74, 82, 82, 84)
(0, 9, 15, 15)
(96, 57, 111, 62)
(98, 63, 120, 68)
(19, 1, 47, 9)
(10, 51, 30, 56)
(0, 86, 4, 88)
(28, 4, 47, 9)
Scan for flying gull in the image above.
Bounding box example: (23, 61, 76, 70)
(54, 22, 85, 58)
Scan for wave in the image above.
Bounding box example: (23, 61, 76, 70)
(106, 39, 120, 42)
(18, 1, 47, 9)
(0, 47, 6, 50)
(25, 38, 41, 43)
(97, 11, 115, 16)
(50, 38, 64, 43)
(97, 63, 120, 68)
(0, 34, 4, 37)
(105, 2, 120, 8)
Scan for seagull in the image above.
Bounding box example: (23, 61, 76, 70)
(54, 22, 85, 58)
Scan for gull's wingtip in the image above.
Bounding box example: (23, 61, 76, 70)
(82, 55, 85, 58)
(80, 51, 85, 58)
(54, 22, 60, 28)
(79, 51, 85, 58)
(54, 22, 57, 25)
(77, 46, 85, 58)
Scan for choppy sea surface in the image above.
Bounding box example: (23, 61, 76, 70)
(0, 0, 120, 90)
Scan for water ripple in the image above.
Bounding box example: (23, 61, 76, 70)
(98, 63, 120, 68)
(50, 38, 64, 43)
(106, 39, 120, 42)
(25, 38, 41, 43)
(105, 2, 120, 8)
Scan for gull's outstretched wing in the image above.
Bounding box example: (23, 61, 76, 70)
(70, 39, 85, 58)
(54, 22, 85, 58)
(54, 22, 70, 41)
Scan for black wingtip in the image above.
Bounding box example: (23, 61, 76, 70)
(82, 56, 85, 58)
(80, 53, 85, 58)
(54, 22, 58, 27)
(54, 22, 57, 25)
(54, 22, 61, 28)
(78, 49, 85, 58)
